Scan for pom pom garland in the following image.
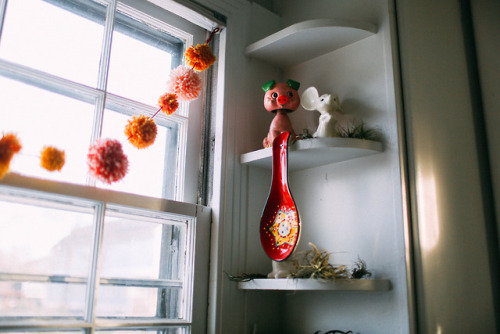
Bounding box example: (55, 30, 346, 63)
(0, 163, 7, 180)
(144, 27, 221, 135)
(87, 138, 128, 184)
(158, 93, 179, 115)
(40, 146, 65, 171)
(0, 133, 22, 180)
(1, 27, 222, 182)
(165, 65, 202, 102)
(185, 43, 216, 72)
(125, 115, 157, 149)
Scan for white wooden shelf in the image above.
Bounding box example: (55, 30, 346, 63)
(245, 19, 377, 68)
(238, 278, 391, 292)
(240, 137, 383, 171)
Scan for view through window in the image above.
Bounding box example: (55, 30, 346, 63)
(0, 0, 213, 333)
(0, 0, 188, 199)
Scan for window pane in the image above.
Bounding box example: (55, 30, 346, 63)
(0, 0, 106, 86)
(0, 281, 87, 317)
(100, 109, 178, 199)
(2, 331, 84, 334)
(0, 193, 95, 277)
(100, 214, 185, 280)
(0, 0, 207, 328)
(0, 77, 95, 184)
(96, 327, 188, 334)
(106, 12, 182, 105)
(98, 211, 187, 319)
(96, 286, 181, 318)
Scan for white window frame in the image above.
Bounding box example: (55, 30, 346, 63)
(0, 173, 211, 332)
(0, 0, 212, 203)
(0, 0, 221, 332)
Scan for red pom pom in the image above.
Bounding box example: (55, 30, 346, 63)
(165, 65, 202, 102)
(87, 138, 128, 184)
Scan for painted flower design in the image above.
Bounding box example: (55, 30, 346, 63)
(269, 208, 299, 248)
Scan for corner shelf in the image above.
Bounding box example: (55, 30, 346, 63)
(238, 278, 391, 292)
(240, 137, 383, 171)
(245, 19, 377, 68)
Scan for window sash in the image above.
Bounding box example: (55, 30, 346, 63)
(0, 0, 193, 200)
(0, 174, 208, 329)
(0, 0, 217, 330)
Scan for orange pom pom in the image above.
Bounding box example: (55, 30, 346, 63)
(0, 133, 22, 179)
(158, 93, 179, 115)
(0, 164, 8, 180)
(125, 115, 157, 149)
(40, 146, 65, 172)
(185, 43, 216, 72)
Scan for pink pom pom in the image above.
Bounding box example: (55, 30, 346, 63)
(87, 138, 129, 184)
(165, 65, 202, 102)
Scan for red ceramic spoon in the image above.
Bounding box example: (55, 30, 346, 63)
(260, 131, 301, 261)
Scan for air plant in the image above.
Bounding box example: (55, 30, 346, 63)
(338, 121, 379, 141)
(226, 244, 373, 283)
(224, 272, 267, 282)
(291, 242, 349, 280)
(298, 128, 313, 139)
(351, 257, 372, 279)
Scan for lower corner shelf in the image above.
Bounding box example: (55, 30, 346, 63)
(237, 278, 391, 292)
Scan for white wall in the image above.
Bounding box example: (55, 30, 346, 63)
(203, 1, 283, 333)
(471, 0, 500, 255)
(240, 1, 411, 333)
(396, 0, 498, 332)
(204, 0, 499, 333)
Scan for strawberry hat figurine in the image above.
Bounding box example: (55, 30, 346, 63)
(262, 79, 301, 148)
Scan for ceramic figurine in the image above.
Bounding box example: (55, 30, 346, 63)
(262, 79, 301, 148)
(268, 257, 297, 278)
(300, 86, 344, 138)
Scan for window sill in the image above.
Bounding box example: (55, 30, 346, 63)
(0, 173, 205, 216)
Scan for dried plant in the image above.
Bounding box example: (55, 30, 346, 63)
(290, 242, 349, 280)
(225, 272, 267, 282)
(351, 257, 372, 279)
(339, 121, 379, 141)
(226, 244, 373, 282)
(298, 128, 313, 139)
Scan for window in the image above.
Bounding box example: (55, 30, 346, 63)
(0, 184, 210, 332)
(0, 0, 217, 332)
(0, 0, 210, 201)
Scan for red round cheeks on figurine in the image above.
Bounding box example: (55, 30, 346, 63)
(264, 82, 300, 112)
